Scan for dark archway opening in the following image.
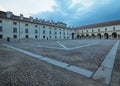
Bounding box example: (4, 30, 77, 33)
(81, 34, 84, 39)
(97, 33, 101, 39)
(91, 34, 95, 38)
(77, 35, 80, 39)
(104, 33, 109, 39)
(86, 34, 89, 39)
(112, 32, 117, 39)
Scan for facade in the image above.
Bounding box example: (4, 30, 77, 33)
(0, 10, 120, 42)
(74, 20, 120, 39)
(0, 11, 73, 42)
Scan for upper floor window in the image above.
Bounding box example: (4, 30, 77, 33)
(0, 26, 2, 32)
(92, 29, 94, 32)
(55, 32, 57, 35)
(13, 22, 17, 25)
(43, 30, 45, 34)
(105, 28, 107, 31)
(43, 26, 45, 28)
(35, 29, 38, 33)
(49, 31, 51, 34)
(0, 20, 2, 23)
(60, 32, 61, 35)
(49, 27, 51, 29)
(113, 27, 115, 31)
(25, 24, 28, 26)
(13, 27, 17, 33)
(98, 29, 100, 32)
(86, 30, 88, 32)
(82, 30, 83, 33)
(35, 25, 38, 28)
(25, 28, 28, 33)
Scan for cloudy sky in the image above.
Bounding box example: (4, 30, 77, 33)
(0, 0, 120, 27)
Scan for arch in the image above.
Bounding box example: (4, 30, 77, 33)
(77, 34, 80, 39)
(81, 34, 84, 39)
(86, 34, 89, 38)
(97, 33, 102, 39)
(104, 33, 109, 39)
(91, 34, 95, 38)
(112, 32, 117, 39)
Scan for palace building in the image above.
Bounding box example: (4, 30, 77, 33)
(74, 20, 120, 39)
(0, 10, 120, 42)
(0, 11, 74, 42)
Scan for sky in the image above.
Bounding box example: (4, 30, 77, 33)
(0, 0, 120, 27)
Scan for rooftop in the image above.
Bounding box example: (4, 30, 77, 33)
(74, 20, 120, 30)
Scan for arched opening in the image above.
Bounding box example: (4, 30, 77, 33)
(81, 34, 84, 39)
(86, 34, 89, 39)
(97, 33, 101, 39)
(91, 34, 95, 38)
(112, 32, 117, 39)
(104, 33, 109, 39)
(77, 34, 80, 39)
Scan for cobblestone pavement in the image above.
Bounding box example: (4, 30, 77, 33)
(0, 39, 120, 86)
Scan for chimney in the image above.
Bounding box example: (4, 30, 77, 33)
(29, 16, 33, 22)
(6, 11, 12, 18)
(20, 14, 23, 20)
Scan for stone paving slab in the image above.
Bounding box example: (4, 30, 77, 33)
(3, 43, 93, 78)
(93, 41, 119, 84)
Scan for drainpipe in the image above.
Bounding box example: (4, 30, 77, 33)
(18, 21, 20, 43)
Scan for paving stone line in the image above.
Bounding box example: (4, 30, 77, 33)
(3, 43, 93, 78)
(92, 40, 119, 84)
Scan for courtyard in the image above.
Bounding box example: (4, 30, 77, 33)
(0, 39, 120, 86)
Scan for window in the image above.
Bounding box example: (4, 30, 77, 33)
(13, 35, 17, 38)
(35, 35, 38, 38)
(113, 27, 115, 31)
(49, 36, 51, 39)
(43, 26, 45, 28)
(13, 27, 17, 33)
(86, 30, 88, 32)
(60, 32, 61, 35)
(25, 24, 28, 26)
(0, 26, 2, 32)
(43, 36, 45, 39)
(0, 20, 2, 23)
(55, 32, 57, 35)
(49, 31, 51, 34)
(25, 29, 28, 33)
(49, 27, 51, 29)
(82, 30, 83, 33)
(43, 30, 45, 34)
(92, 29, 94, 32)
(98, 29, 100, 32)
(64, 32, 65, 35)
(35, 29, 38, 34)
(55, 36, 57, 39)
(0, 34, 3, 39)
(25, 35, 29, 38)
(13, 22, 17, 25)
(35, 25, 38, 28)
(105, 28, 107, 31)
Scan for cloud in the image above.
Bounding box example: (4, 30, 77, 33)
(0, 0, 56, 16)
(33, 0, 120, 27)
(0, 0, 120, 27)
